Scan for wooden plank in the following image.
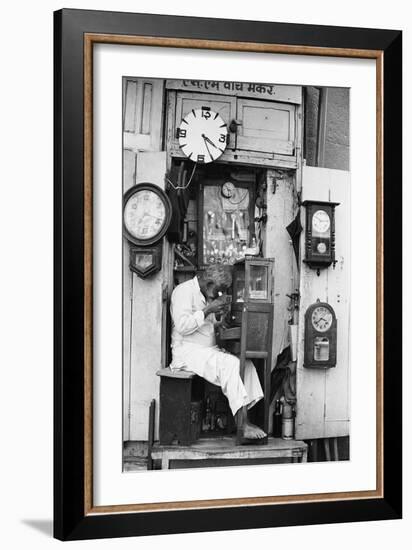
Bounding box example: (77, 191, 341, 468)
(123, 149, 136, 187)
(324, 171, 351, 428)
(264, 171, 296, 359)
(153, 436, 307, 451)
(122, 79, 164, 441)
(140, 82, 153, 135)
(147, 399, 156, 470)
(264, 171, 298, 435)
(166, 79, 302, 104)
(151, 436, 307, 462)
(156, 368, 196, 379)
(123, 79, 138, 132)
(169, 144, 298, 169)
(122, 150, 136, 441)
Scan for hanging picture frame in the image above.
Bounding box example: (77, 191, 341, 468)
(54, 8, 402, 541)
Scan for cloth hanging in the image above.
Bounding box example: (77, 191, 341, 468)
(286, 210, 303, 264)
(269, 346, 296, 405)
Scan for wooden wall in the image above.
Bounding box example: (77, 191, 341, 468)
(264, 171, 300, 433)
(123, 78, 169, 441)
(295, 166, 350, 439)
(264, 171, 299, 358)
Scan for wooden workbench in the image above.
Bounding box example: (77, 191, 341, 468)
(151, 436, 307, 470)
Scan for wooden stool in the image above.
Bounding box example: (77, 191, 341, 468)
(156, 368, 202, 446)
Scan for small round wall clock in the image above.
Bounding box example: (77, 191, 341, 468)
(177, 107, 228, 163)
(123, 183, 172, 246)
(304, 301, 337, 369)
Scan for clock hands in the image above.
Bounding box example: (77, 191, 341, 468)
(201, 134, 215, 161)
(142, 212, 159, 219)
(201, 133, 218, 149)
(201, 133, 226, 161)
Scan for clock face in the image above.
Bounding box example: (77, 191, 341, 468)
(124, 187, 168, 243)
(221, 181, 235, 198)
(311, 306, 333, 332)
(177, 108, 228, 164)
(312, 210, 330, 233)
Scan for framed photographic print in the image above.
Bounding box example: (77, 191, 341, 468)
(54, 8, 402, 541)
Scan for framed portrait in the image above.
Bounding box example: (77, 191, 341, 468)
(54, 8, 402, 541)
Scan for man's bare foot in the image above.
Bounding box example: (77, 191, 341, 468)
(241, 421, 267, 440)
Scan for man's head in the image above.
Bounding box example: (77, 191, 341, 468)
(198, 265, 232, 301)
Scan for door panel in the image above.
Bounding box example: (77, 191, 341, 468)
(236, 98, 295, 155)
(172, 92, 237, 151)
(123, 78, 164, 152)
(122, 77, 166, 442)
(295, 166, 350, 440)
(128, 152, 167, 441)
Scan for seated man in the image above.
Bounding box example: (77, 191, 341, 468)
(170, 264, 266, 441)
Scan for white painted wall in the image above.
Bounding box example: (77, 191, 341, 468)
(295, 166, 350, 439)
(122, 80, 167, 440)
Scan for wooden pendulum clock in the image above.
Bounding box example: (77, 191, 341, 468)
(123, 183, 172, 278)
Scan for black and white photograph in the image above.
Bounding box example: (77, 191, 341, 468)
(122, 77, 350, 471)
(0, 0, 406, 545)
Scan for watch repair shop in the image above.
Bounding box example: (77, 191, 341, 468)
(123, 78, 350, 469)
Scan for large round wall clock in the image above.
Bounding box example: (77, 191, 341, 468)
(177, 107, 228, 164)
(123, 183, 172, 246)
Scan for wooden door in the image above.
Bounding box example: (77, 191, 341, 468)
(236, 98, 295, 155)
(295, 166, 350, 440)
(123, 78, 167, 442)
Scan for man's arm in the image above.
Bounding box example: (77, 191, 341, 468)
(170, 287, 228, 336)
(170, 286, 206, 336)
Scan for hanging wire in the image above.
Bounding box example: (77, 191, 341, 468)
(227, 188, 249, 205)
(166, 162, 198, 190)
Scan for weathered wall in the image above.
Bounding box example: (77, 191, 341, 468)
(295, 166, 350, 440)
(123, 78, 168, 441)
(305, 87, 350, 171)
(304, 87, 320, 167)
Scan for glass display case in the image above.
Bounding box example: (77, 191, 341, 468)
(198, 181, 255, 267)
(230, 257, 274, 326)
(218, 256, 275, 441)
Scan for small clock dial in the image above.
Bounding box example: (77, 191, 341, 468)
(177, 108, 228, 164)
(312, 210, 330, 233)
(311, 306, 333, 332)
(124, 189, 166, 241)
(221, 181, 235, 198)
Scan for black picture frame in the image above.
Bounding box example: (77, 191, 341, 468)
(54, 8, 402, 541)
